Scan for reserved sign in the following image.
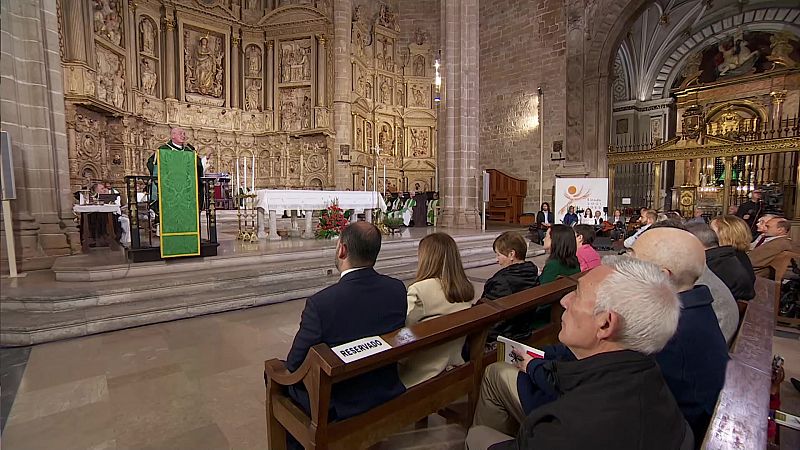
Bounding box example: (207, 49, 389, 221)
(331, 336, 392, 363)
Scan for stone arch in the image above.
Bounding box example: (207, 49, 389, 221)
(308, 177, 323, 189)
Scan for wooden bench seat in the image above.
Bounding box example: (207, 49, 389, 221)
(264, 277, 577, 450)
(702, 277, 775, 449)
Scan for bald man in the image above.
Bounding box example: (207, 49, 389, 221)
(749, 217, 795, 277)
(630, 227, 729, 442)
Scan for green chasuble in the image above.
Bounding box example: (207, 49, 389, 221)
(156, 146, 201, 257)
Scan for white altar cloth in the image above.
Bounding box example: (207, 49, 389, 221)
(255, 190, 387, 240)
(255, 190, 387, 215)
(73, 204, 122, 214)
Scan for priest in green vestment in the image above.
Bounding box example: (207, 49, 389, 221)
(146, 127, 205, 257)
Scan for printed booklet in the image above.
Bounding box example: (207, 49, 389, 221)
(497, 336, 545, 365)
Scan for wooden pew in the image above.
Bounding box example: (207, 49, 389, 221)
(264, 278, 577, 450)
(702, 277, 775, 449)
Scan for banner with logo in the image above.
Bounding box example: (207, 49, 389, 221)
(554, 178, 609, 221)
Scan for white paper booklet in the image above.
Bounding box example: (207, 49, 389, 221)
(774, 410, 800, 431)
(497, 336, 545, 365)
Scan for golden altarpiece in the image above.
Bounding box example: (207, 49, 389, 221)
(58, 0, 437, 195)
(609, 31, 800, 221)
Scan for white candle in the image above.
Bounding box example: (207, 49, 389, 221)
(364, 166, 367, 191)
(251, 155, 255, 191)
(236, 159, 240, 194)
(383, 164, 386, 194)
(243, 157, 247, 192)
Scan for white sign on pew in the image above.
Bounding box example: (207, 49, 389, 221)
(331, 336, 392, 363)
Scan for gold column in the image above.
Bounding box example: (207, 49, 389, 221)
(653, 161, 663, 210)
(231, 32, 240, 109)
(722, 156, 733, 209)
(163, 14, 176, 99)
(771, 90, 787, 124)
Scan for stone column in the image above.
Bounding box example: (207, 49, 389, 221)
(231, 31, 240, 109)
(771, 90, 787, 124)
(332, 0, 353, 189)
(163, 12, 176, 99)
(317, 34, 326, 106)
(62, 0, 88, 62)
(266, 40, 274, 111)
(437, 0, 481, 228)
(1, 0, 80, 271)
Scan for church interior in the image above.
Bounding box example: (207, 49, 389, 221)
(1, 0, 800, 449)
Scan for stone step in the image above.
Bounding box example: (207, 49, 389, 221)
(0, 240, 502, 346)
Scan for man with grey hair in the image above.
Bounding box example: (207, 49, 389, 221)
(631, 227, 729, 441)
(468, 258, 691, 450)
(687, 223, 755, 301)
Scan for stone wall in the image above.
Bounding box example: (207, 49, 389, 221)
(1, 0, 80, 271)
(478, 0, 566, 211)
(397, 0, 440, 51)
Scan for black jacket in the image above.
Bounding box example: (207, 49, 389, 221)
(705, 246, 756, 300)
(535, 211, 554, 228)
(491, 350, 691, 450)
(481, 262, 540, 342)
(286, 267, 407, 420)
(735, 200, 764, 231)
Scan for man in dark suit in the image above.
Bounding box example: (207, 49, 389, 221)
(286, 221, 407, 421)
(531, 202, 554, 244)
(735, 189, 765, 235)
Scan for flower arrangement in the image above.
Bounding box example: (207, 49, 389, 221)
(315, 200, 351, 239)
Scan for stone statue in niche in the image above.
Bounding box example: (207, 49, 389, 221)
(246, 46, 262, 77)
(356, 72, 366, 97)
(184, 33, 225, 99)
(378, 124, 393, 152)
(245, 79, 262, 111)
(377, 4, 399, 31)
(365, 80, 373, 99)
(385, 40, 394, 71)
(365, 121, 373, 150)
(93, 0, 123, 46)
(355, 125, 363, 151)
(413, 55, 425, 77)
(140, 19, 155, 55)
(396, 126, 403, 153)
(280, 40, 312, 83)
(396, 86, 404, 106)
(140, 58, 157, 96)
(112, 67, 125, 108)
(301, 96, 312, 128)
(380, 78, 391, 104)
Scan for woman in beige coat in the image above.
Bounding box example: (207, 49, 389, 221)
(399, 233, 475, 388)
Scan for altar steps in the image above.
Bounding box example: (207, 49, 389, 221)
(1, 233, 508, 346)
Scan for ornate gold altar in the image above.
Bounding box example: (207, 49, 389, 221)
(59, 0, 437, 195)
(608, 30, 800, 220)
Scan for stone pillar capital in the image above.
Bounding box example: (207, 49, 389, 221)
(232, 34, 240, 48)
(163, 16, 175, 31)
(318, 34, 327, 46)
(770, 90, 787, 104)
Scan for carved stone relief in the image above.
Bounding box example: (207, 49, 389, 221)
(96, 46, 125, 108)
(612, 55, 627, 102)
(409, 127, 430, 158)
(413, 55, 425, 77)
(378, 122, 393, 152)
(376, 37, 395, 71)
(409, 83, 429, 108)
(365, 121, 373, 151)
(93, 0, 123, 46)
(280, 39, 312, 83)
(280, 87, 311, 131)
(379, 76, 393, 105)
(377, 4, 399, 31)
(184, 29, 225, 105)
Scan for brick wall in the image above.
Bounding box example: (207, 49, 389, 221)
(479, 0, 566, 211)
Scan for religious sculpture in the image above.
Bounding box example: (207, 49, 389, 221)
(396, 126, 403, 153)
(378, 124, 393, 152)
(140, 19, 155, 55)
(768, 32, 800, 68)
(184, 33, 224, 100)
(380, 78, 392, 104)
(396, 86, 404, 106)
(280, 40, 312, 82)
(411, 85, 425, 106)
(279, 88, 311, 131)
(140, 58, 157, 96)
(247, 46, 262, 77)
(410, 128, 429, 157)
(245, 79, 262, 111)
(413, 55, 425, 77)
(377, 4, 399, 31)
(414, 28, 428, 46)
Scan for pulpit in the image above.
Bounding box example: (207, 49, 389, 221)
(486, 169, 527, 224)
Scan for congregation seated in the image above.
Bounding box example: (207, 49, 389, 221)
(573, 224, 601, 272)
(539, 224, 580, 284)
(561, 206, 578, 227)
(623, 209, 656, 248)
(629, 227, 729, 441)
(481, 231, 540, 343)
(689, 219, 755, 300)
(284, 222, 407, 428)
(710, 215, 757, 286)
(749, 214, 776, 249)
(399, 233, 474, 387)
(467, 258, 692, 450)
(748, 216, 796, 277)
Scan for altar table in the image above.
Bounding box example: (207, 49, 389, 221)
(255, 190, 387, 240)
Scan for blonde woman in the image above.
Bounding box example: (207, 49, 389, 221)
(710, 215, 756, 291)
(399, 233, 475, 388)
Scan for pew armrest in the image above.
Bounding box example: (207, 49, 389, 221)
(265, 358, 310, 386)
